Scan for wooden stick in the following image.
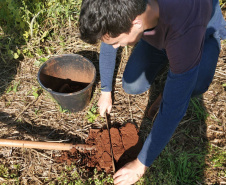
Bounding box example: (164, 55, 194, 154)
(0, 139, 96, 152)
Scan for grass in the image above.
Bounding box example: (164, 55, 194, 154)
(138, 145, 206, 184)
(0, 0, 83, 61)
(86, 103, 100, 123)
(190, 97, 209, 122)
(0, 164, 114, 185)
(5, 81, 20, 94)
(46, 167, 113, 185)
(0, 164, 20, 184)
(210, 147, 226, 168)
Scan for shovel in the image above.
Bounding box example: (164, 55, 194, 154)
(0, 139, 96, 153)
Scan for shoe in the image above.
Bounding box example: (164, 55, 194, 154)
(146, 94, 162, 121)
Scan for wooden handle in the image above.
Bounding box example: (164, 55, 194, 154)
(0, 139, 73, 151)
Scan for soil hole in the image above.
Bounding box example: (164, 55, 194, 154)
(55, 123, 143, 173)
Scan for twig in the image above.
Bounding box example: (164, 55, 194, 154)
(128, 95, 133, 120)
(30, 149, 55, 161)
(179, 118, 193, 125)
(215, 70, 226, 76)
(135, 104, 144, 114)
(221, 2, 226, 8)
(125, 46, 128, 56)
(210, 143, 225, 150)
(14, 96, 40, 121)
(0, 177, 6, 181)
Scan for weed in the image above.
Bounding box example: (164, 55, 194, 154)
(34, 57, 48, 67)
(12, 81, 20, 92)
(59, 105, 70, 113)
(31, 86, 42, 99)
(86, 104, 99, 123)
(50, 165, 113, 185)
(190, 97, 209, 121)
(34, 108, 40, 115)
(6, 81, 20, 93)
(0, 0, 83, 59)
(0, 164, 20, 182)
(6, 100, 11, 107)
(209, 144, 226, 168)
(6, 86, 12, 94)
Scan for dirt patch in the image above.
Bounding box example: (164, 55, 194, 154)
(55, 123, 142, 173)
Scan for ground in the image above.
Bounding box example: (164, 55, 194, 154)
(0, 10, 226, 185)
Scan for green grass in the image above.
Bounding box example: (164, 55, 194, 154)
(190, 97, 209, 122)
(46, 167, 113, 185)
(5, 81, 20, 94)
(0, 0, 83, 60)
(209, 145, 226, 168)
(138, 147, 205, 185)
(86, 103, 100, 123)
(0, 164, 20, 184)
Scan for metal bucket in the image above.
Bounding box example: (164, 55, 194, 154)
(37, 54, 96, 112)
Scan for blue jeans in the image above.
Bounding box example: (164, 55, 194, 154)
(122, 36, 220, 97)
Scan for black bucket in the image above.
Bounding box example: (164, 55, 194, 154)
(37, 54, 96, 112)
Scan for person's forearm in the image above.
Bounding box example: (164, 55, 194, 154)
(99, 42, 118, 92)
(138, 64, 200, 166)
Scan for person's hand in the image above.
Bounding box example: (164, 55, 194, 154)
(113, 158, 148, 185)
(97, 91, 112, 117)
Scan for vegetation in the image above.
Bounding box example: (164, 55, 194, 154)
(86, 104, 99, 123)
(0, 0, 82, 61)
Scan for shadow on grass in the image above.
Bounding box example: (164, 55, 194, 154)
(0, 29, 24, 96)
(0, 58, 19, 96)
(0, 34, 21, 96)
(0, 111, 83, 144)
(138, 70, 209, 184)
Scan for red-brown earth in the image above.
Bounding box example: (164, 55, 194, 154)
(55, 123, 142, 173)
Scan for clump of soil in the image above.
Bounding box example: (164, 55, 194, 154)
(55, 123, 142, 173)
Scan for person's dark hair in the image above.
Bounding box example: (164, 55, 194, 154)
(79, 0, 147, 44)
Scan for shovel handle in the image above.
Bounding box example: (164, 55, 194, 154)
(0, 139, 73, 151)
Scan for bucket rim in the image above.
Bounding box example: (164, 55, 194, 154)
(37, 54, 96, 96)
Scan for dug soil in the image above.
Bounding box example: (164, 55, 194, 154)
(55, 123, 142, 173)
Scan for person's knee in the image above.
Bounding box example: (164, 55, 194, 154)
(192, 86, 209, 97)
(122, 80, 149, 94)
(192, 77, 212, 97)
(192, 36, 220, 97)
